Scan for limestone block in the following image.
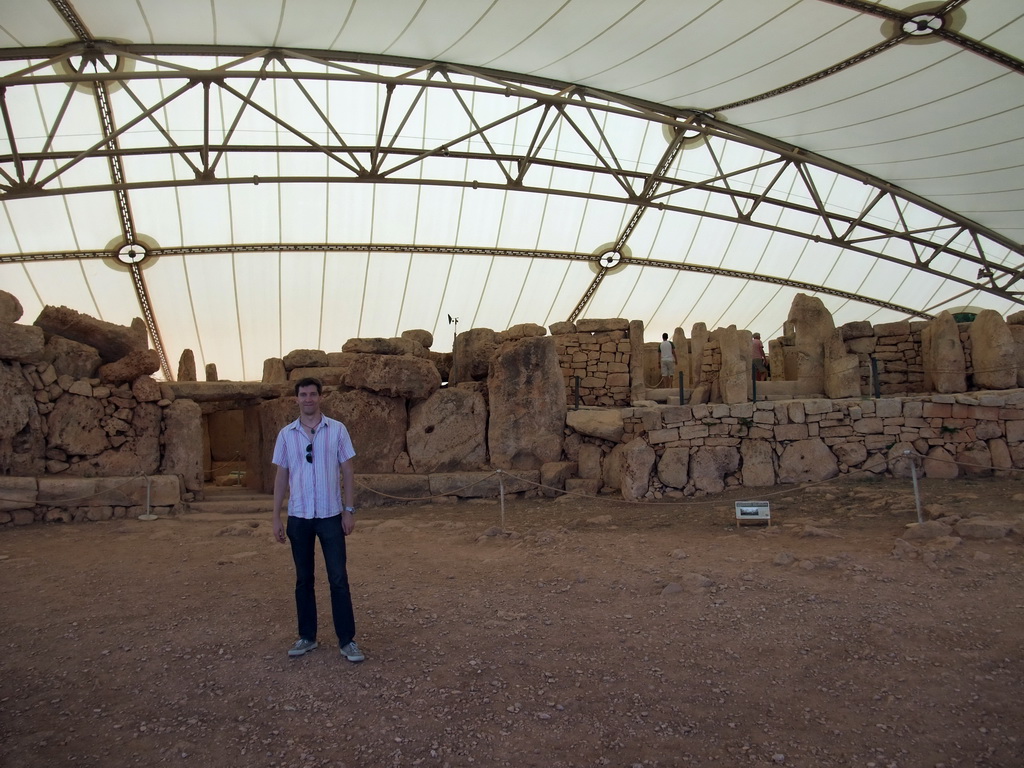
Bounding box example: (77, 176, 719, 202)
(0, 289, 24, 323)
(577, 443, 603, 479)
(177, 349, 197, 381)
(539, 461, 577, 497)
(0, 477, 36, 512)
(498, 323, 546, 342)
(41, 335, 101, 379)
(548, 321, 576, 335)
(340, 353, 441, 402)
(98, 349, 160, 384)
(160, 398, 205, 493)
(712, 325, 751, 404)
(689, 446, 740, 494)
(969, 310, 1017, 389)
(353, 473, 431, 507)
(566, 408, 625, 442)
(132, 375, 162, 403)
(449, 328, 497, 384)
(740, 439, 775, 486)
(777, 438, 838, 483)
(833, 441, 867, 467)
(1008, 324, 1024, 387)
(73, 403, 161, 477)
(343, 337, 428, 357)
(487, 336, 565, 471)
(34, 305, 148, 363)
(407, 387, 487, 473)
(401, 329, 434, 349)
(282, 349, 328, 370)
(262, 357, 287, 383)
(428, 470, 537, 498)
(657, 446, 689, 489)
(957, 444, 993, 476)
(46, 394, 109, 456)
(824, 330, 860, 399)
(839, 321, 873, 340)
(565, 477, 603, 496)
(321, 389, 407, 475)
(619, 438, 655, 501)
(576, 318, 629, 333)
(0, 322, 45, 363)
(786, 294, 835, 395)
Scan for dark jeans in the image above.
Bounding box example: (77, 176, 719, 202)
(286, 515, 355, 646)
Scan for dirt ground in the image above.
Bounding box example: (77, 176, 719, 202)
(2, 475, 1023, 768)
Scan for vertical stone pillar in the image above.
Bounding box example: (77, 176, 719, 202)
(628, 319, 646, 403)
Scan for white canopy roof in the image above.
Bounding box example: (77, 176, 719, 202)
(1, 0, 1022, 380)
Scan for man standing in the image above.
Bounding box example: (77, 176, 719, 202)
(272, 377, 364, 663)
(658, 332, 678, 388)
(752, 332, 769, 381)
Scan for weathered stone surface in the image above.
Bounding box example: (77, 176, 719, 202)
(343, 337, 428, 357)
(740, 439, 775, 486)
(0, 477, 36, 512)
(255, 397, 298, 493)
(449, 327, 498, 384)
(1010, 324, 1024, 388)
(407, 387, 487, 473)
(0, 362, 44, 475)
(132, 375, 162, 403)
(619, 438, 655, 501)
(75, 403, 161, 477)
(629, 319, 645, 403)
(786, 294, 835, 395)
(921, 311, 966, 393)
(957, 444, 993, 476)
(565, 477, 602, 496)
(540, 461, 577, 497)
(840, 321, 873, 340)
(177, 349, 197, 381)
(262, 357, 287, 383)
(37, 475, 178, 508)
(955, 519, 1011, 539)
(602, 442, 625, 490)
(160, 398, 204, 492)
(167, 381, 286, 402)
(498, 323, 546, 342)
(321, 389, 407, 475)
(690, 446, 740, 494)
(576, 318, 628, 333)
(903, 520, 953, 540)
(401, 329, 434, 349)
(488, 336, 565, 470)
(34, 305, 147, 363)
(657, 446, 689, 489)
(288, 366, 351, 385)
(341, 353, 441, 401)
(0, 290, 24, 323)
(565, 408, 625, 443)
(824, 329, 860, 399)
(778, 438, 838, 483)
(970, 309, 1017, 389)
(98, 349, 160, 384)
(204, 363, 218, 382)
(715, 326, 751, 404)
(549, 321, 576, 335)
(353, 473, 431, 507)
(428, 470, 537, 498)
(41, 335, 101, 379)
(578, 443, 603, 479)
(833, 441, 867, 467)
(887, 442, 921, 479)
(923, 446, 958, 479)
(282, 349, 328, 370)
(47, 394, 109, 456)
(0, 322, 46, 363)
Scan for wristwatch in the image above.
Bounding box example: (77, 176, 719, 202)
(343, 505, 356, 514)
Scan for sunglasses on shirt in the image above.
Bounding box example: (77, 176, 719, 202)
(305, 443, 313, 463)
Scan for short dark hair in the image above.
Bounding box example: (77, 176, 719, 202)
(662, 333, 669, 340)
(294, 377, 323, 396)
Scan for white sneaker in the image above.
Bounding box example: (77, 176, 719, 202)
(288, 638, 318, 657)
(340, 641, 365, 663)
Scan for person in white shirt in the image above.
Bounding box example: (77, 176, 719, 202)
(658, 332, 678, 388)
(271, 377, 364, 663)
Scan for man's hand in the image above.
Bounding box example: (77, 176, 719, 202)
(341, 510, 355, 536)
(272, 514, 286, 543)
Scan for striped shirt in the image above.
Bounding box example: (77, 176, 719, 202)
(272, 416, 357, 519)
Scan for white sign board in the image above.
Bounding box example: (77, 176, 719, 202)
(735, 500, 771, 525)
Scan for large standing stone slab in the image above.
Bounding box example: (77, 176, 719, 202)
(970, 310, 1017, 389)
(786, 294, 835, 395)
(177, 349, 197, 381)
(340, 353, 441, 402)
(449, 328, 498, 384)
(343, 337, 428, 357)
(322, 389, 407, 475)
(160, 398, 204, 492)
(0, 322, 45, 363)
(565, 408, 625, 442)
(42, 335, 101, 379)
(778, 438, 838, 483)
(824, 329, 860, 399)
(488, 336, 566, 470)
(1009, 325, 1024, 387)
(407, 387, 487, 472)
(34, 305, 148, 363)
(76, 403, 161, 477)
(921, 311, 966, 393)
(715, 325, 751, 404)
(740, 439, 776, 487)
(619, 438, 655, 500)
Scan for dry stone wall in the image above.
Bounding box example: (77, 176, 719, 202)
(551, 318, 633, 406)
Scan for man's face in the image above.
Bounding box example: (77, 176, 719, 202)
(295, 385, 321, 414)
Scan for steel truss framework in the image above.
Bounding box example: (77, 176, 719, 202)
(1, 42, 1023, 377)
